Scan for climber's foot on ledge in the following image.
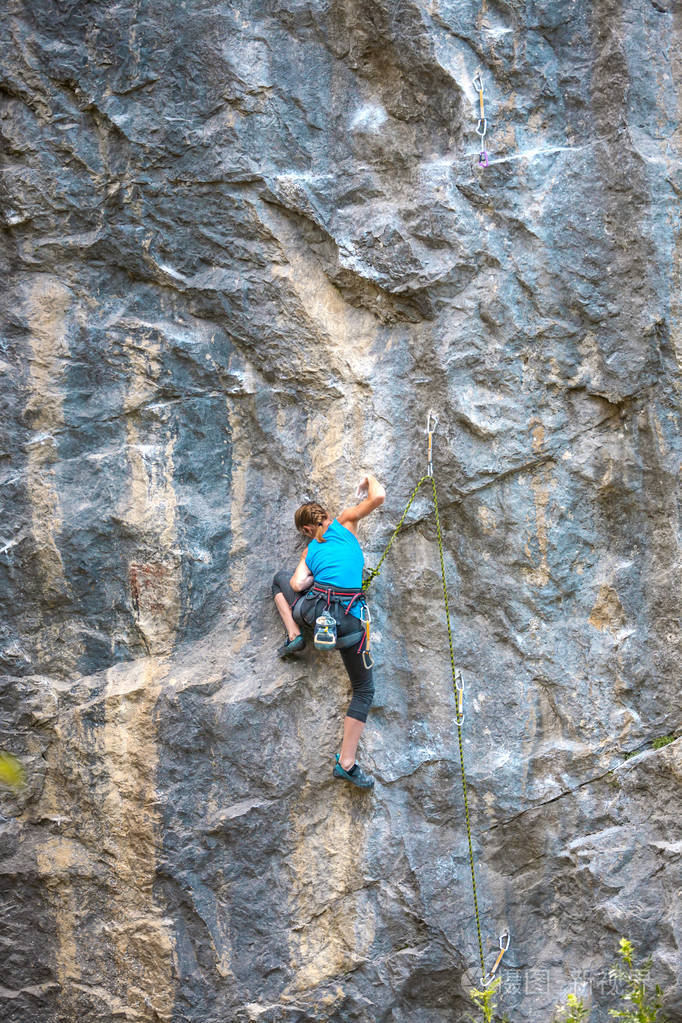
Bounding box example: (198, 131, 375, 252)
(333, 754, 374, 789)
(278, 634, 306, 658)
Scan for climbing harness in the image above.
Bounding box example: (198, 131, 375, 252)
(307, 584, 367, 653)
(473, 69, 488, 167)
(363, 412, 510, 986)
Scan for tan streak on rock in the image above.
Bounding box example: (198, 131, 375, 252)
(477, 504, 497, 535)
(25, 277, 70, 430)
(24, 276, 83, 669)
(258, 200, 375, 487)
(531, 423, 545, 454)
(122, 334, 181, 655)
(260, 202, 376, 366)
(31, 671, 175, 1020)
(259, 200, 383, 500)
(34, 836, 83, 1021)
(226, 398, 249, 623)
(669, 6, 682, 370)
(521, 421, 552, 585)
(532, 476, 550, 582)
(31, 701, 102, 1021)
(100, 657, 175, 1022)
(285, 790, 375, 1003)
(673, 214, 682, 369)
(307, 410, 348, 503)
(589, 583, 627, 633)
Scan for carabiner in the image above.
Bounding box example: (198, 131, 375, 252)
(478, 150, 489, 168)
(476, 117, 487, 138)
(359, 603, 373, 669)
(473, 71, 484, 95)
(454, 669, 464, 722)
(426, 411, 438, 477)
(481, 932, 510, 987)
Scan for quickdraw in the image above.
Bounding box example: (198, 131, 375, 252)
(363, 412, 510, 985)
(473, 69, 488, 168)
(359, 604, 374, 669)
(426, 410, 438, 477)
(454, 667, 464, 723)
(482, 931, 511, 988)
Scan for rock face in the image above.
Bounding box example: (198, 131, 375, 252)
(0, 1, 680, 1021)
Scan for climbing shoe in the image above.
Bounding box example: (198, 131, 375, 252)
(333, 753, 374, 789)
(277, 634, 306, 658)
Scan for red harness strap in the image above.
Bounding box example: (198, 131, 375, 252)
(311, 583, 364, 615)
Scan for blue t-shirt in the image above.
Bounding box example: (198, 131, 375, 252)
(305, 519, 364, 617)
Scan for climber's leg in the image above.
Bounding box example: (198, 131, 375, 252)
(339, 714, 366, 771)
(274, 593, 300, 642)
(335, 640, 375, 782)
(272, 570, 306, 654)
(339, 642, 375, 731)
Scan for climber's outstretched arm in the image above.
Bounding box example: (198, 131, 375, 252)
(338, 474, 385, 536)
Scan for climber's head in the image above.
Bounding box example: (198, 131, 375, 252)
(295, 501, 330, 543)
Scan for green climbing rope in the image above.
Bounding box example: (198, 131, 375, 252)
(429, 471, 487, 985)
(362, 474, 430, 594)
(363, 433, 491, 985)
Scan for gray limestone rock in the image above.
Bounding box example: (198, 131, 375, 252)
(0, 1, 680, 1021)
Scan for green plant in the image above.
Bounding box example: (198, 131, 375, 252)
(609, 938, 669, 1023)
(468, 939, 670, 1023)
(469, 976, 501, 1023)
(0, 750, 26, 791)
(651, 736, 675, 750)
(555, 993, 589, 1023)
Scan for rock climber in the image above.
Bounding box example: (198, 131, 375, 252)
(271, 474, 386, 789)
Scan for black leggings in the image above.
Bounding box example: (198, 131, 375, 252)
(272, 570, 375, 723)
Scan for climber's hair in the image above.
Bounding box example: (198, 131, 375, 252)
(294, 501, 329, 543)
